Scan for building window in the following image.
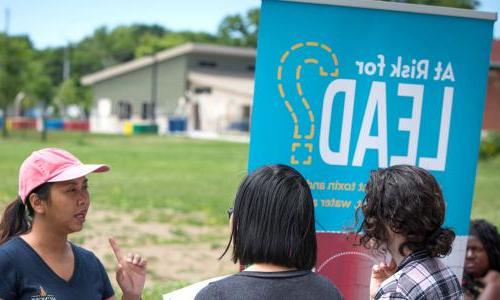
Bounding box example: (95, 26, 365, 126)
(194, 87, 212, 94)
(242, 105, 251, 120)
(242, 105, 251, 131)
(142, 102, 155, 120)
(118, 101, 132, 120)
(247, 64, 255, 72)
(198, 60, 217, 68)
(229, 105, 251, 132)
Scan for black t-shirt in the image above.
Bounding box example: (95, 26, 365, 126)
(195, 270, 344, 300)
(0, 236, 114, 300)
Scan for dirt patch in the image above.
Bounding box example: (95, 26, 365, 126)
(71, 208, 237, 289)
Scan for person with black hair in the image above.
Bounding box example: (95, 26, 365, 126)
(195, 164, 343, 300)
(358, 165, 462, 299)
(0, 148, 146, 299)
(463, 219, 500, 300)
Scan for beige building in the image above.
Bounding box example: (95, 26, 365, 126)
(81, 43, 255, 134)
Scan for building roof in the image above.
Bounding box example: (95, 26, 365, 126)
(188, 70, 254, 97)
(81, 43, 256, 86)
(491, 40, 500, 69)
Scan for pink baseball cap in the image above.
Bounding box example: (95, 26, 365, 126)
(18, 148, 110, 203)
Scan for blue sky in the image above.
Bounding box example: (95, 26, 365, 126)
(0, 0, 498, 49)
(0, 0, 261, 48)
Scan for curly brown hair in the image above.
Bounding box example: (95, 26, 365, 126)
(357, 165, 455, 257)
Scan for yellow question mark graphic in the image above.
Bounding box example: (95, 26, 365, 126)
(277, 41, 339, 165)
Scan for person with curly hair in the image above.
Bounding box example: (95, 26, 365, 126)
(357, 165, 462, 300)
(463, 219, 500, 300)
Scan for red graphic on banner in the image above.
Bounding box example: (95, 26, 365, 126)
(317, 233, 383, 300)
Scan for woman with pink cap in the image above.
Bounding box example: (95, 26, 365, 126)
(0, 148, 146, 299)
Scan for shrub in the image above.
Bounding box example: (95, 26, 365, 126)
(479, 131, 500, 160)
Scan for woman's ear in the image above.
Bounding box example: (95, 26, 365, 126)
(29, 193, 46, 215)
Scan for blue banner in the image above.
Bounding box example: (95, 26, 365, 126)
(249, 0, 495, 237)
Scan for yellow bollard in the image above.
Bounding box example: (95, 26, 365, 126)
(123, 121, 133, 136)
(6, 118, 12, 131)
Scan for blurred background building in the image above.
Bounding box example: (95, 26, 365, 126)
(484, 40, 500, 132)
(81, 43, 255, 135)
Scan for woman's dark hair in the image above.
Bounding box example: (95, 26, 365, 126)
(357, 165, 455, 257)
(222, 164, 317, 270)
(0, 183, 52, 245)
(470, 219, 500, 272)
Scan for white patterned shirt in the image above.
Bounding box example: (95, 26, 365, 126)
(375, 250, 463, 300)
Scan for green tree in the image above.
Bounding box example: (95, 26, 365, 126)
(37, 47, 64, 88)
(215, 1, 478, 48)
(135, 31, 217, 57)
(0, 34, 35, 137)
(54, 78, 92, 115)
(26, 60, 54, 141)
(71, 24, 168, 78)
(54, 78, 79, 116)
(217, 8, 259, 47)
(26, 50, 55, 106)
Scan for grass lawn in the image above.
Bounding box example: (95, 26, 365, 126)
(470, 155, 500, 225)
(2, 130, 498, 226)
(0, 131, 249, 225)
(0, 130, 499, 298)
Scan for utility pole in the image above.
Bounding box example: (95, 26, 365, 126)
(150, 55, 157, 125)
(63, 44, 70, 81)
(4, 8, 9, 34)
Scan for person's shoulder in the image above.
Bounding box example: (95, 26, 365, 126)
(308, 272, 344, 298)
(0, 238, 21, 279)
(308, 271, 335, 285)
(194, 275, 237, 300)
(202, 274, 240, 288)
(404, 255, 458, 281)
(376, 274, 408, 299)
(386, 257, 462, 299)
(398, 254, 438, 276)
(165, 275, 230, 300)
(377, 269, 404, 295)
(432, 259, 460, 280)
(0, 237, 24, 259)
(0, 236, 22, 249)
(194, 284, 219, 300)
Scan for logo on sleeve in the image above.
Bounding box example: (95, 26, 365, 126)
(31, 286, 56, 300)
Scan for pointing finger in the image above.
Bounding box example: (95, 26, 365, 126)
(109, 237, 124, 263)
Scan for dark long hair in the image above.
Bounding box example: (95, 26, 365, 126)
(357, 165, 455, 257)
(221, 164, 317, 270)
(0, 183, 52, 245)
(470, 219, 500, 272)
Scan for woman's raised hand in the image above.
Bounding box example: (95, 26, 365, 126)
(109, 237, 147, 300)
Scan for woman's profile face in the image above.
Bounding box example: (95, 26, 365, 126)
(464, 235, 490, 278)
(44, 176, 90, 234)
